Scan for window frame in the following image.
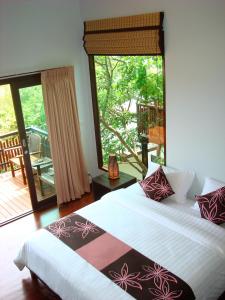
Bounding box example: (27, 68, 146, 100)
(88, 54, 167, 170)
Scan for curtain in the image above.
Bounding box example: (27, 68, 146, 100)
(83, 12, 164, 55)
(41, 66, 90, 205)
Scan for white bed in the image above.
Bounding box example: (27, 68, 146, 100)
(14, 183, 225, 300)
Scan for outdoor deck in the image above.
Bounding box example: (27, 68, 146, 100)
(0, 171, 32, 224)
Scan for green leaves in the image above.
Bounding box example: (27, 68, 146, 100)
(94, 55, 164, 173)
(19, 85, 47, 131)
(0, 85, 17, 134)
(0, 84, 47, 136)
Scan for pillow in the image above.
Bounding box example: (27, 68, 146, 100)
(202, 177, 225, 194)
(146, 161, 195, 203)
(145, 162, 159, 178)
(166, 171, 195, 203)
(193, 177, 225, 210)
(195, 186, 225, 224)
(145, 161, 175, 178)
(139, 166, 174, 201)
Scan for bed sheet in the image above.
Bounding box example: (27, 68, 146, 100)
(125, 182, 225, 228)
(14, 186, 225, 300)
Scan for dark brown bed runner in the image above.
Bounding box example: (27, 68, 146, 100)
(46, 213, 195, 300)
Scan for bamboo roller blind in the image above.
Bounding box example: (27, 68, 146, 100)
(83, 12, 164, 55)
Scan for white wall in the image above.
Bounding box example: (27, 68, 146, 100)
(0, 0, 98, 176)
(1, 0, 225, 193)
(80, 0, 225, 195)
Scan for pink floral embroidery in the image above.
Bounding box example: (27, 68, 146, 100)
(149, 284, 183, 300)
(149, 177, 174, 201)
(48, 219, 72, 238)
(201, 204, 217, 221)
(139, 167, 174, 201)
(72, 220, 99, 239)
(199, 203, 225, 224)
(221, 212, 225, 217)
(196, 186, 225, 224)
(140, 177, 152, 191)
(140, 263, 177, 289)
(109, 263, 142, 291)
(209, 188, 225, 208)
(153, 168, 161, 182)
(198, 188, 225, 208)
(46, 214, 194, 299)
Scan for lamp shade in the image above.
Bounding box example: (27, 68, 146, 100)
(108, 154, 119, 180)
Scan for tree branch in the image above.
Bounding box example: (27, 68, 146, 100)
(120, 154, 143, 174)
(111, 58, 127, 64)
(100, 116, 147, 173)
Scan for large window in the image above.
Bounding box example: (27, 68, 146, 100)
(91, 55, 165, 179)
(84, 11, 165, 179)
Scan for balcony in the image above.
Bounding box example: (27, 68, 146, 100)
(0, 127, 54, 225)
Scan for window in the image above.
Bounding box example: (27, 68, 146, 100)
(90, 55, 165, 179)
(84, 12, 165, 178)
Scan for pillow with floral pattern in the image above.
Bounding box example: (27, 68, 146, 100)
(139, 166, 174, 201)
(195, 186, 225, 224)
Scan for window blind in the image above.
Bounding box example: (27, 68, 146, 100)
(83, 12, 164, 55)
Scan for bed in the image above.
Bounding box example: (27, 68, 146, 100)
(14, 177, 225, 300)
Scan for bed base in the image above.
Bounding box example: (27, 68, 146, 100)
(29, 270, 225, 300)
(30, 270, 38, 280)
(219, 291, 225, 300)
(29, 270, 61, 299)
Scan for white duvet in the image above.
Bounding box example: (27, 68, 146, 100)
(14, 187, 225, 300)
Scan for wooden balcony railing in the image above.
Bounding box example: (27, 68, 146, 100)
(137, 103, 165, 162)
(137, 103, 164, 136)
(0, 133, 21, 171)
(0, 127, 50, 173)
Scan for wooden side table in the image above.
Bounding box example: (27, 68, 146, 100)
(92, 171, 137, 201)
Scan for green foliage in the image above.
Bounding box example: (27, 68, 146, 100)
(0, 84, 47, 136)
(94, 55, 164, 169)
(20, 85, 47, 131)
(0, 85, 17, 134)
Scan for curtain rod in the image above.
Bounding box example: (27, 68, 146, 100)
(0, 66, 70, 80)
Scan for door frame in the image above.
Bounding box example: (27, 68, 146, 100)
(0, 74, 56, 210)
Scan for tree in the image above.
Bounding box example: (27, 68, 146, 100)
(0, 84, 47, 137)
(19, 85, 47, 131)
(0, 85, 17, 134)
(94, 56, 163, 176)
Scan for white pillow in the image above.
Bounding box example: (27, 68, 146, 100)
(145, 161, 176, 178)
(166, 171, 195, 203)
(193, 177, 225, 210)
(145, 162, 195, 203)
(202, 177, 225, 194)
(145, 161, 161, 178)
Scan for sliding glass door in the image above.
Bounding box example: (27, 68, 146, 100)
(0, 74, 56, 213)
(0, 84, 33, 224)
(18, 85, 56, 204)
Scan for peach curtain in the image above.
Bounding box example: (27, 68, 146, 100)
(41, 66, 90, 205)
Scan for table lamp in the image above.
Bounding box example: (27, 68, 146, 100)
(108, 154, 119, 179)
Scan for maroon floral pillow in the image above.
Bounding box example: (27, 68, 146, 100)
(195, 186, 225, 224)
(139, 166, 174, 201)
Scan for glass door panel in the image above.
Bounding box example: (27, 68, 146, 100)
(19, 85, 56, 202)
(0, 84, 32, 224)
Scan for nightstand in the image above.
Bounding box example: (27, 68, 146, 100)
(92, 171, 137, 201)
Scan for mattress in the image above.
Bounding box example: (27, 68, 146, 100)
(14, 185, 225, 299)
